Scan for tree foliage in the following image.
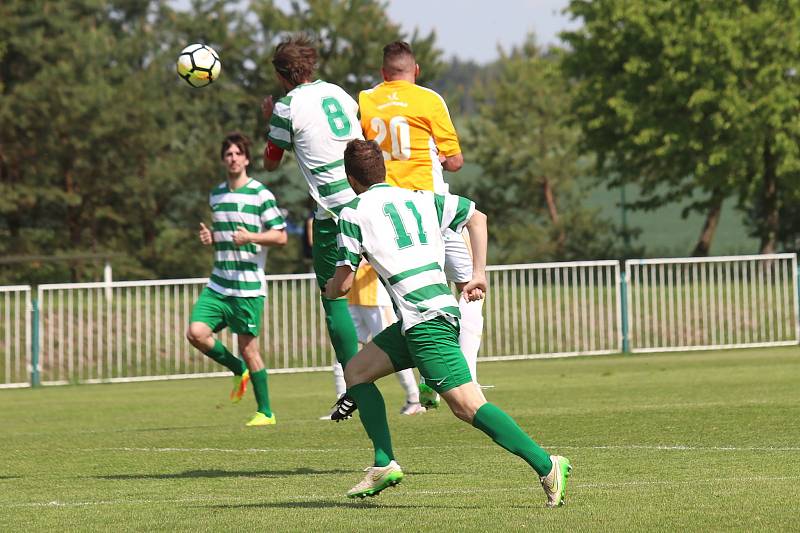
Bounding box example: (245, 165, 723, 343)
(0, 0, 438, 283)
(561, 0, 800, 254)
(461, 39, 625, 263)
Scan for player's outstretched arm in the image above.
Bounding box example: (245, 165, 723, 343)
(324, 265, 356, 299)
(262, 95, 284, 171)
(232, 227, 288, 247)
(461, 210, 488, 301)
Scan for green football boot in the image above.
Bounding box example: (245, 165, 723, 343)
(347, 461, 404, 499)
(540, 455, 572, 508)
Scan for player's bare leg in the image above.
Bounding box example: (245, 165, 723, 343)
(186, 322, 248, 402)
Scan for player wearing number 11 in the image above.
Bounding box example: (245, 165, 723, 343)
(325, 140, 571, 506)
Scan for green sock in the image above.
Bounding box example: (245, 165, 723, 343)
(472, 403, 553, 476)
(348, 383, 394, 467)
(204, 340, 246, 375)
(250, 368, 271, 417)
(322, 297, 359, 367)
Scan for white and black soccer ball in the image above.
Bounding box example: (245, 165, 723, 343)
(176, 44, 221, 88)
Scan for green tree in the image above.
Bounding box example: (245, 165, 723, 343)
(562, 0, 800, 255)
(249, 0, 441, 95)
(462, 39, 624, 263)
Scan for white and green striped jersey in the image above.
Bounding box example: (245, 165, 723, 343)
(336, 183, 475, 332)
(207, 179, 286, 298)
(267, 80, 362, 221)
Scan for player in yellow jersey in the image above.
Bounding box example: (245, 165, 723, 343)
(321, 261, 426, 418)
(359, 41, 484, 407)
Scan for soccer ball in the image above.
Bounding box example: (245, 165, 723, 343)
(176, 44, 221, 88)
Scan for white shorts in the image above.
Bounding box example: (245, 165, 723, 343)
(443, 229, 473, 283)
(348, 305, 397, 344)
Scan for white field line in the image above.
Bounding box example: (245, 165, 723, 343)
(82, 444, 800, 454)
(6, 475, 800, 508)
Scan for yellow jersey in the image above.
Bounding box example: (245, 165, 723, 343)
(347, 261, 392, 307)
(359, 80, 461, 193)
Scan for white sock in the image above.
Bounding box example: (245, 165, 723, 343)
(458, 294, 484, 382)
(395, 368, 420, 403)
(332, 361, 346, 398)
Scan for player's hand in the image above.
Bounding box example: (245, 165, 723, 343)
(461, 273, 487, 302)
(261, 95, 274, 121)
(232, 226, 251, 246)
(198, 222, 213, 245)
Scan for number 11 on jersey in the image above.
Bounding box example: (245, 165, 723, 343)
(383, 201, 428, 249)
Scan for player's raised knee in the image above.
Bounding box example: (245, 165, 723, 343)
(186, 323, 210, 346)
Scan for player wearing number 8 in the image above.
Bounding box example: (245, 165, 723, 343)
(262, 36, 362, 376)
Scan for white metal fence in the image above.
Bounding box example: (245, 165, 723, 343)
(36, 275, 333, 385)
(483, 261, 622, 359)
(2, 255, 798, 387)
(625, 254, 799, 352)
(0, 285, 31, 388)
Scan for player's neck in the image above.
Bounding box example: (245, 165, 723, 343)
(227, 171, 249, 190)
(384, 74, 415, 84)
(284, 78, 313, 91)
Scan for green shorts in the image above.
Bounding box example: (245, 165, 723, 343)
(312, 217, 340, 290)
(373, 316, 472, 394)
(189, 287, 264, 336)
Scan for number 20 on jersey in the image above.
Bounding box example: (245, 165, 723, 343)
(370, 117, 411, 161)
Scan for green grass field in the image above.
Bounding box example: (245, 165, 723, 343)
(2, 347, 798, 531)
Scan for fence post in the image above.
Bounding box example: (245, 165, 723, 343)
(31, 298, 41, 387)
(796, 263, 800, 340)
(620, 271, 630, 353)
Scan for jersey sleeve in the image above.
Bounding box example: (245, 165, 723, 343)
(267, 96, 293, 150)
(429, 94, 461, 157)
(434, 193, 475, 233)
(336, 206, 364, 270)
(259, 189, 287, 230)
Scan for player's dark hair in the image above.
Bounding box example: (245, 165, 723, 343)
(220, 132, 251, 162)
(382, 41, 415, 74)
(344, 140, 385, 187)
(272, 35, 318, 86)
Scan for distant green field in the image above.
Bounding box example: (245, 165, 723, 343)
(452, 162, 759, 258)
(2, 347, 798, 531)
(585, 183, 759, 257)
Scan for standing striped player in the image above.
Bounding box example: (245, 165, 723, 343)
(359, 41, 485, 408)
(325, 140, 571, 507)
(261, 36, 361, 379)
(186, 132, 288, 427)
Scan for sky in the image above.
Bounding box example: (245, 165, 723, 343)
(385, 0, 580, 63)
(174, 0, 580, 63)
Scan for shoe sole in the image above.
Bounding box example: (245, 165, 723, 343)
(347, 472, 404, 499)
